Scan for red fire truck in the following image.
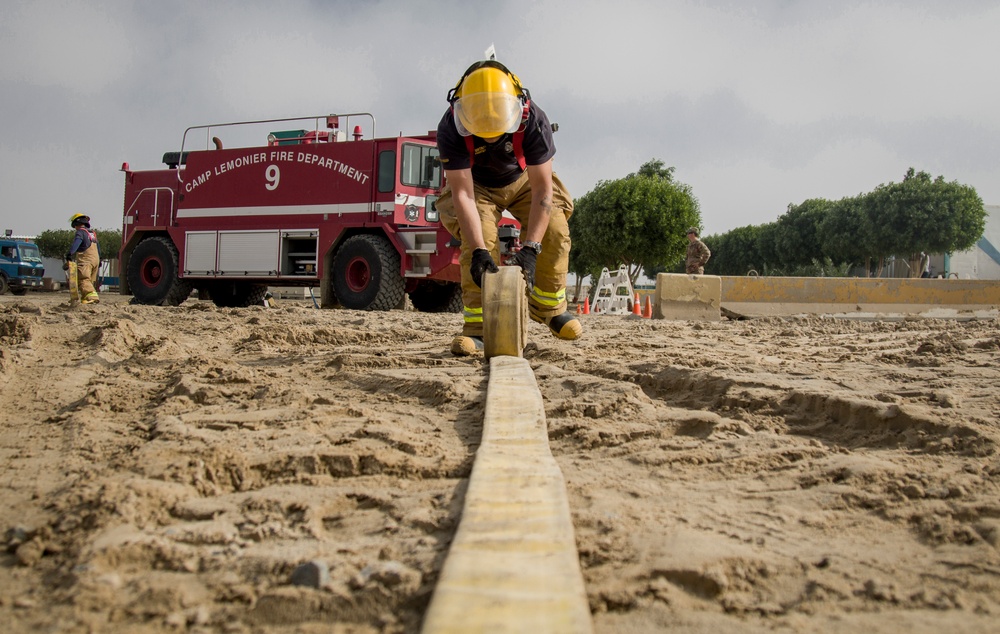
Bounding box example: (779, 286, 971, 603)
(120, 113, 461, 311)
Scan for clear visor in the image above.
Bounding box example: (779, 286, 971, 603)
(453, 92, 522, 138)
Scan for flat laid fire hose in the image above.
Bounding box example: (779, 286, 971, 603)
(421, 355, 593, 633)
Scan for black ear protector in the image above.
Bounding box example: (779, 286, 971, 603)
(446, 60, 531, 105)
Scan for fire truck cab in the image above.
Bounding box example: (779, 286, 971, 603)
(120, 113, 461, 311)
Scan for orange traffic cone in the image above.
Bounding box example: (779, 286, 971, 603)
(643, 295, 653, 319)
(582, 297, 590, 315)
(576, 302, 581, 314)
(632, 293, 642, 316)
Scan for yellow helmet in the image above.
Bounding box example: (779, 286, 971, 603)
(70, 213, 90, 226)
(451, 63, 525, 138)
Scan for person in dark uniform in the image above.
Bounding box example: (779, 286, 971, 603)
(435, 59, 581, 355)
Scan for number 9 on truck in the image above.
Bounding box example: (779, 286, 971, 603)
(265, 165, 280, 190)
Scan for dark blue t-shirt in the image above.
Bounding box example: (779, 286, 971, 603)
(70, 227, 94, 255)
(436, 100, 556, 188)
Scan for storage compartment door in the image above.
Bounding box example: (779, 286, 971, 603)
(217, 230, 280, 276)
(185, 231, 218, 276)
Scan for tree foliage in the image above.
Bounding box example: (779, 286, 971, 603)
(862, 168, 985, 258)
(677, 168, 986, 277)
(772, 199, 829, 268)
(816, 197, 867, 268)
(569, 159, 700, 282)
(754, 222, 782, 275)
(35, 228, 122, 261)
(704, 225, 763, 276)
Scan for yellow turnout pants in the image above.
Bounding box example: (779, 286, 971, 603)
(437, 171, 573, 337)
(75, 243, 100, 297)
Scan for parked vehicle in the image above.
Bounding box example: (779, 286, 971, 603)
(120, 113, 461, 311)
(0, 239, 45, 295)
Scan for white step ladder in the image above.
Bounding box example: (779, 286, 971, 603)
(591, 265, 634, 314)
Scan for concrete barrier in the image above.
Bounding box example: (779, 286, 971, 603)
(650, 275, 1000, 320)
(653, 273, 722, 321)
(721, 277, 1000, 317)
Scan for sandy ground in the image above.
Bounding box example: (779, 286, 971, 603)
(1, 290, 998, 633)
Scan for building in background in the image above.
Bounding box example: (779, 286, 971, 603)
(945, 204, 1000, 279)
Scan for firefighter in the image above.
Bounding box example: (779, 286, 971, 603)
(67, 213, 100, 304)
(435, 60, 582, 355)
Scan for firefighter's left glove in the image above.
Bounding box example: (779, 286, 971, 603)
(470, 248, 499, 288)
(65, 252, 73, 262)
(511, 244, 538, 290)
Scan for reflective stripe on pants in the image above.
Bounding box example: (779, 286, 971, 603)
(438, 171, 573, 337)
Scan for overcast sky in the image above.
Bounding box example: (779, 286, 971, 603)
(2, 0, 998, 238)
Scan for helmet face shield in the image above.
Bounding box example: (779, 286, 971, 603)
(453, 91, 522, 138)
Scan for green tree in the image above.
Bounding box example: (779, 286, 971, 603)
(816, 196, 868, 270)
(773, 198, 830, 268)
(34, 230, 74, 259)
(570, 159, 700, 283)
(700, 167, 984, 278)
(636, 159, 675, 181)
(35, 228, 122, 261)
(567, 230, 603, 301)
(706, 225, 763, 275)
(98, 228, 122, 260)
(863, 168, 985, 259)
(754, 222, 783, 275)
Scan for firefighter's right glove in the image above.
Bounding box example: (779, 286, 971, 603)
(511, 244, 538, 291)
(470, 248, 499, 288)
(65, 252, 73, 262)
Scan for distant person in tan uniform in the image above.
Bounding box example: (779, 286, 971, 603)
(685, 227, 711, 275)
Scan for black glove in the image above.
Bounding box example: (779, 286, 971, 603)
(65, 252, 73, 262)
(511, 244, 538, 290)
(470, 248, 499, 288)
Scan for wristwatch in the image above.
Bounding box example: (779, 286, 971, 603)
(522, 240, 542, 254)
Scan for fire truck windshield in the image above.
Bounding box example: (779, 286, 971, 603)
(401, 143, 442, 189)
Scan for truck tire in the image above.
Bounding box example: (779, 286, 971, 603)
(11, 287, 27, 296)
(210, 282, 268, 308)
(332, 235, 404, 311)
(409, 280, 462, 313)
(127, 237, 193, 306)
(0, 274, 8, 295)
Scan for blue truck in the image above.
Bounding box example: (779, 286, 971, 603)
(0, 239, 45, 295)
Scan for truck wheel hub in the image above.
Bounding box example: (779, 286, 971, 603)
(345, 257, 370, 292)
(140, 258, 162, 287)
